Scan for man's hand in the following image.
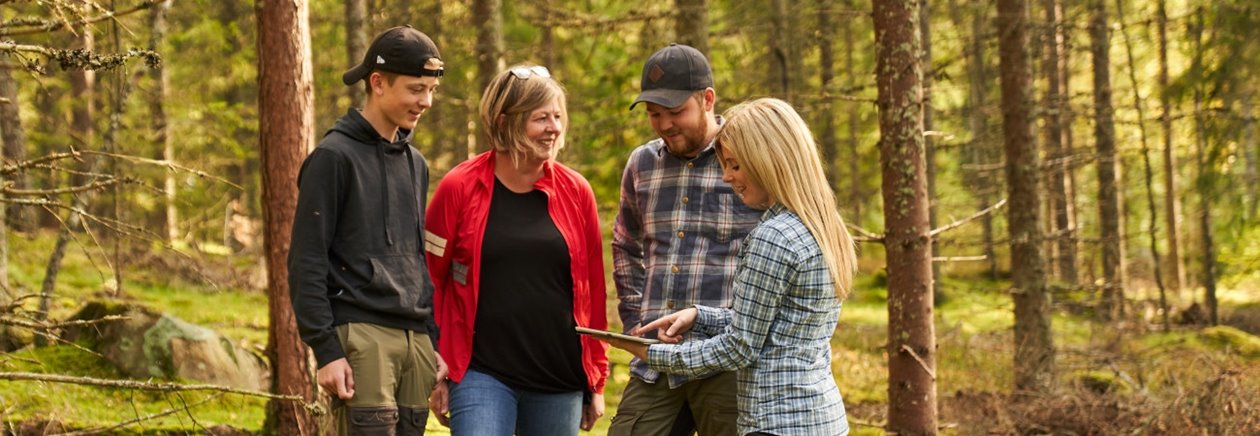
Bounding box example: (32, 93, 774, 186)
(580, 392, 605, 431)
(317, 358, 355, 400)
(634, 307, 698, 343)
(428, 379, 450, 427)
(429, 353, 450, 426)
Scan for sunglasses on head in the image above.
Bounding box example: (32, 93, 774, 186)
(509, 66, 551, 80)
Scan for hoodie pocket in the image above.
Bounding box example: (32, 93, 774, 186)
(367, 254, 428, 309)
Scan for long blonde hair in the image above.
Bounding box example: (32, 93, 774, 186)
(715, 98, 858, 299)
(479, 64, 567, 166)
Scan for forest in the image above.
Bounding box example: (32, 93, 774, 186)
(0, 0, 1257, 434)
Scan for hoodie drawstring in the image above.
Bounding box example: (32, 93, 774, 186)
(377, 144, 394, 246)
(377, 137, 421, 247)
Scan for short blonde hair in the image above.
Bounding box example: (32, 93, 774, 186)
(716, 98, 858, 299)
(479, 64, 567, 165)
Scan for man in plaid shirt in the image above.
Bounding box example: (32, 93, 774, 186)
(609, 43, 761, 436)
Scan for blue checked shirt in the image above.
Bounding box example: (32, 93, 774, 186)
(646, 205, 849, 436)
(612, 134, 762, 387)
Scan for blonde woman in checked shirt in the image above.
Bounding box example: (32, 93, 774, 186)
(601, 98, 858, 436)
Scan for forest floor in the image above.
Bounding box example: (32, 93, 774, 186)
(0, 229, 1257, 434)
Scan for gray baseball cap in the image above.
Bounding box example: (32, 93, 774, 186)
(630, 43, 713, 110)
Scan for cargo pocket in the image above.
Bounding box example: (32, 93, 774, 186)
(396, 407, 427, 434)
(608, 410, 644, 436)
(347, 406, 398, 436)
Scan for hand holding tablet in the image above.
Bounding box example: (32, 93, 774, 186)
(575, 326, 661, 345)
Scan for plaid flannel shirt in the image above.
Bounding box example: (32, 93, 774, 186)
(612, 134, 761, 387)
(646, 205, 849, 435)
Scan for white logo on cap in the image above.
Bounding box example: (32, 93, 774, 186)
(376, 55, 385, 64)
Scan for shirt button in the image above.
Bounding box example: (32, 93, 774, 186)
(671, 265, 680, 273)
(686, 162, 695, 169)
(676, 231, 685, 238)
(682, 196, 690, 204)
(667, 301, 676, 309)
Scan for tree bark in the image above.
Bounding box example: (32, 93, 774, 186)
(1114, 0, 1168, 331)
(873, 0, 938, 433)
(818, 0, 838, 188)
(0, 65, 30, 233)
(847, 0, 862, 224)
(998, 0, 1054, 392)
(1043, 0, 1076, 285)
(1089, 0, 1125, 321)
(39, 29, 96, 334)
(920, 0, 943, 301)
(256, 0, 318, 432)
(674, 0, 709, 54)
(148, 0, 175, 243)
(345, 0, 367, 109)
(1156, 0, 1185, 294)
(473, 0, 503, 155)
(949, 0, 1000, 280)
(768, 0, 791, 100)
(1190, 7, 1217, 326)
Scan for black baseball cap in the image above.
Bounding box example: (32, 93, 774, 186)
(342, 25, 443, 85)
(630, 43, 714, 110)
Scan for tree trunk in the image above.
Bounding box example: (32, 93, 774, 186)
(1089, 0, 1125, 321)
(1043, 0, 1076, 285)
(1156, 0, 1185, 294)
(1114, 0, 1168, 331)
(1190, 7, 1217, 326)
(674, 0, 709, 54)
(473, 0, 503, 155)
(105, 13, 132, 297)
(256, 0, 318, 432)
(1245, 94, 1258, 221)
(818, 0, 838, 188)
(873, 1, 938, 433)
(39, 30, 97, 333)
(998, 0, 1054, 392)
(920, 0, 943, 301)
(768, 0, 790, 100)
(345, 0, 367, 109)
(0, 65, 30, 233)
(951, 0, 999, 280)
(148, 0, 175, 244)
(847, 0, 862, 224)
(539, 0, 557, 69)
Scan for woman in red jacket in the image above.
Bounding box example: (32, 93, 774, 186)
(423, 64, 609, 435)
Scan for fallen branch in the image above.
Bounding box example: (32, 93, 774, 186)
(0, 372, 325, 415)
(58, 392, 224, 436)
(0, 315, 129, 329)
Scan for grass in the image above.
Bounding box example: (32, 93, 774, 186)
(2, 229, 1258, 433)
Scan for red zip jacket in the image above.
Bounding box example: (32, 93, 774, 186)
(424, 151, 609, 394)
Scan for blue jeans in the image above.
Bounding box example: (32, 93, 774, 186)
(448, 368, 583, 436)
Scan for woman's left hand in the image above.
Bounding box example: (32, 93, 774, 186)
(580, 392, 605, 431)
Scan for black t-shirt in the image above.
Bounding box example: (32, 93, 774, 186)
(470, 178, 586, 393)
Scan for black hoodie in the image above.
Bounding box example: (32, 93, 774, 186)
(288, 108, 436, 367)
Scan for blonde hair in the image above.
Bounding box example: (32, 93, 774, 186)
(715, 98, 858, 299)
(479, 64, 567, 166)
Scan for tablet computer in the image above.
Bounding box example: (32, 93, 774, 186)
(575, 326, 661, 345)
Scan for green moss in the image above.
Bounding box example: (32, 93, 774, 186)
(1199, 325, 1260, 359)
(1073, 370, 1133, 394)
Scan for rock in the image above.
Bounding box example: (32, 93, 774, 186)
(67, 301, 269, 390)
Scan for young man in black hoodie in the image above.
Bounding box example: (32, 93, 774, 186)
(288, 26, 444, 434)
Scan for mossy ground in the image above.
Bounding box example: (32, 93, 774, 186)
(2, 229, 1257, 434)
